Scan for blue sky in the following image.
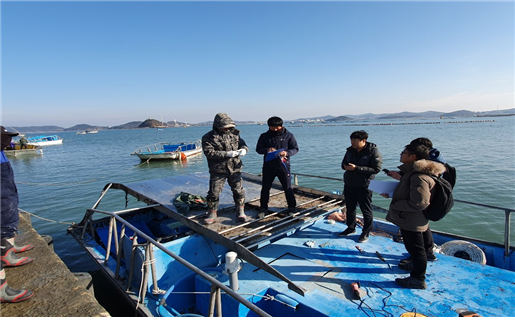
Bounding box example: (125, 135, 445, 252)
(1, 1, 513, 127)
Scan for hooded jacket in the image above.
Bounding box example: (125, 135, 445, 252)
(341, 142, 382, 188)
(202, 113, 249, 175)
(386, 159, 446, 232)
(256, 127, 298, 169)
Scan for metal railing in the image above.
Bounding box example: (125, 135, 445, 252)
(80, 207, 271, 317)
(292, 172, 514, 257)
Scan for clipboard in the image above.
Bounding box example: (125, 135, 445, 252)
(265, 149, 284, 162)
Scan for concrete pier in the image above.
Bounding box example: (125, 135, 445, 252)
(1, 212, 109, 317)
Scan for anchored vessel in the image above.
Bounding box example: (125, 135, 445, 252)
(131, 140, 202, 161)
(4, 144, 43, 157)
(25, 135, 63, 146)
(68, 172, 515, 317)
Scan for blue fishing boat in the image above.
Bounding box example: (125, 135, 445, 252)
(67, 172, 514, 317)
(26, 134, 63, 146)
(131, 140, 202, 161)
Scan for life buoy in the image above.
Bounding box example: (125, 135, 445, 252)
(439, 240, 487, 265)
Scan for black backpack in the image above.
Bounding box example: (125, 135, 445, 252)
(423, 174, 454, 221)
(443, 163, 456, 189)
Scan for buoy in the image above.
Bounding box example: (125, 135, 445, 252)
(439, 240, 487, 265)
(180, 153, 187, 160)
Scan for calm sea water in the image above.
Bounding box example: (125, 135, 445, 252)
(8, 116, 515, 272)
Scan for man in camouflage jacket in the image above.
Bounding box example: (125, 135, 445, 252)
(202, 113, 249, 224)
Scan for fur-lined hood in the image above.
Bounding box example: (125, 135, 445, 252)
(412, 159, 446, 177)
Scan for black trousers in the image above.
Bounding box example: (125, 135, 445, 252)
(343, 185, 373, 235)
(422, 228, 435, 255)
(400, 229, 427, 280)
(260, 166, 296, 210)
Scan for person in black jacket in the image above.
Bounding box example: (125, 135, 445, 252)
(339, 130, 382, 242)
(256, 116, 299, 218)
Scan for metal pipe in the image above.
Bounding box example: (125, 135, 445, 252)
(208, 285, 216, 317)
(113, 219, 119, 256)
(235, 200, 340, 243)
(87, 208, 272, 317)
(216, 287, 222, 317)
(126, 235, 138, 292)
(225, 252, 240, 291)
(139, 242, 151, 304)
(105, 217, 114, 262)
(148, 243, 162, 295)
(224, 196, 326, 238)
(115, 225, 126, 279)
(505, 209, 511, 257)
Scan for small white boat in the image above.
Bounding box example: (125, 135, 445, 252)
(131, 140, 202, 161)
(77, 130, 98, 134)
(26, 135, 63, 146)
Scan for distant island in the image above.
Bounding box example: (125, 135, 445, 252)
(10, 108, 515, 133)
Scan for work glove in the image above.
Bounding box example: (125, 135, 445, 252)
(238, 149, 247, 157)
(226, 151, 239, 158)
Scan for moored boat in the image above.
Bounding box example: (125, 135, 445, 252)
(131, 140, 202, 161)
(67, 172, 515, 317)
(77, 130, 98, 134)
(4, 143, 43, 156)
(26, 135, 63, 146)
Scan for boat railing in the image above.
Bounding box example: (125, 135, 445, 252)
(292, 172, 513, 257)
(80, 204, 271, 317)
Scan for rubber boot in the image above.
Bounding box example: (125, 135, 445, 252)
(8, 237, 34, 254)
(1, 238, 34, 268)
(204, 201, 218, 225)
(235, 198, 246, 222)
(0, 268, 34, 303)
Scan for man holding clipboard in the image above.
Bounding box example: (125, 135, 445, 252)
(256, 116, 299, 218)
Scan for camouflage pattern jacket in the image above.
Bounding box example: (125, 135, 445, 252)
(202, 115, 249, 175)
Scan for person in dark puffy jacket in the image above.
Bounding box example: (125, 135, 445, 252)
(256, 116, 299, 218)
(382, 143, 446, 290)
(338, 130, 382, 243)
(1, 126, 34, 303)
(202, 113, 249, 224)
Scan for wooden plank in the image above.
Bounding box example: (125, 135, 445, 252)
(109, 182, 307, 296)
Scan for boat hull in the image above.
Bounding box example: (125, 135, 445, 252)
(26, 135, 63, 146)
(135, 148, 202, 160)
(132, 140, 202, 161)
(28, 140, 63, 146)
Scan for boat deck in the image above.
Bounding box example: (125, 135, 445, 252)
(239, 218, 515, 317)
(74, 172, 515, 317)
